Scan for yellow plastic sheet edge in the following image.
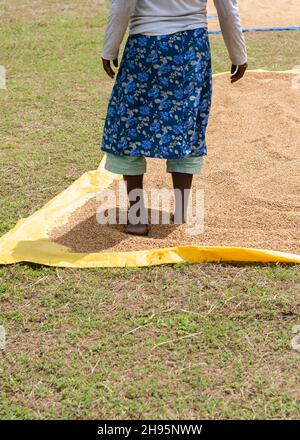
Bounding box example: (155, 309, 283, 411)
(0, 69, 299, 267)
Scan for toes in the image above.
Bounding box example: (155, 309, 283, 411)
(125, 223, 149, 236)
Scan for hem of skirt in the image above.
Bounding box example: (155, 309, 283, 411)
(101, 147, 207, 160)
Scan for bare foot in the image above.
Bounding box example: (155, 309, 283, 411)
(125, 222, 149, 236)
(171, 213, 187, 224)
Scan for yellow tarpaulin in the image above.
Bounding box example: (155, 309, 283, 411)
(0, 70, 299, 268)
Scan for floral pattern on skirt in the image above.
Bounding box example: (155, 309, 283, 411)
(101, 27, 212, 159)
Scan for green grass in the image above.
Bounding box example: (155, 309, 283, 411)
(0, 0, 300, 420)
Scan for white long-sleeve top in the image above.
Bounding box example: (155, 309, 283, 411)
(102, 0, 247, 65)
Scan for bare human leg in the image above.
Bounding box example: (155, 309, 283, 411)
(123, 174, 149, 236)
(171, 172, 193, 224)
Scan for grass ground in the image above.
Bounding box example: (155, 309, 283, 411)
(0, 0, 299, 419)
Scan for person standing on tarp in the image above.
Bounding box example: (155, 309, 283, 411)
(101, 0, 248, 235)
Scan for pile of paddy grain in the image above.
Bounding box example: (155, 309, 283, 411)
(49, 72, 300, 255)
(207, 0, 300, 29)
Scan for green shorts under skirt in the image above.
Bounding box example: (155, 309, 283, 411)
(104, 153, 204, 176)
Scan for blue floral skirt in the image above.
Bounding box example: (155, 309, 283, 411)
(101, 27, 212, 159)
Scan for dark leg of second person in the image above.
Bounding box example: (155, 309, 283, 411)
(171, 172, 193, 224)
(123, 174, 149, 236)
